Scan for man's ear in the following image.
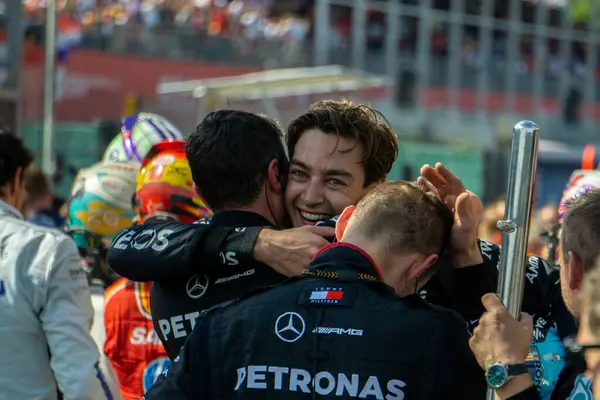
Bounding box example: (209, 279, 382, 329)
(267, 159, 284, 195)
(407, 254, 439, 280)
(336, 205, 356, 241)
(568, 251, 585, 291)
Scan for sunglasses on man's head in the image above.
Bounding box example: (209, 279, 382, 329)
(563, 336, 600, 355)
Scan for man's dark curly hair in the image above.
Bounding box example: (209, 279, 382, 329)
(286, 98, 399, 186)
(0, 124, 34, 195)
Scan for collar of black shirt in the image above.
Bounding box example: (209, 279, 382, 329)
(209, 210, 273, 227)
(309, 242, 384, 281)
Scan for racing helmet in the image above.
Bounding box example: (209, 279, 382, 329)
(135, 140, 211, 224)
(66, 161, 140, 285)
(67, 161, 140, 238)
(102, 112, 183, 163)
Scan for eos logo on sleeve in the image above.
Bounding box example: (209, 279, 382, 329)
(219, 251, 239, 266)
(112, 229, 173, 252)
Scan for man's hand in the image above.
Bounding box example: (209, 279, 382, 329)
(469, 293, 533, 370)
(418, 162, 484, 267)
(252, 226, 334, 277)
(470, 294, 534, 399)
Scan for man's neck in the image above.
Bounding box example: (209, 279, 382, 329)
(341, 234, 410, 295)
(215, 203, 277, 226)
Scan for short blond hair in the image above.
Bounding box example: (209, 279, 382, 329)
(562, 189, 600, 271)
(346, 180, 453, 255)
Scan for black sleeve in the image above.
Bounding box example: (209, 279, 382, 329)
(467, 240, 577, 337)
(106, 222, 263, 282)
(435, 313, 487, 400)
(477, 240, 558, 316)
(143, 313, 212, 399)
(452, 263, 495, 322)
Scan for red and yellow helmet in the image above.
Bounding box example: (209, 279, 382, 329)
(135, 140, 211, 224)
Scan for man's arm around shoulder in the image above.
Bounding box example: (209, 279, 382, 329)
(107, 222, 264, 282)
(40, 235, 122, 399)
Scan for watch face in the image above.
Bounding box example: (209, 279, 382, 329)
(486, 364, 508, 388)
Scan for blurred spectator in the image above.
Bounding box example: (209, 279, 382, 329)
(478, 198, 505, 245)
(528, 203, 558, 258)
(23, 166, 65, 229)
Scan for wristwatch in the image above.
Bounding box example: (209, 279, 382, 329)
(485, 363, 529, 389)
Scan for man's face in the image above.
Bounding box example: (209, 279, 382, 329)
(576, 298, 600, 396)
(285, 129, 371, 227)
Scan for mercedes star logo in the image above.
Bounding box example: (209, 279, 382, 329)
(185, 274, 209, 299)
(275, 312, 306, 343)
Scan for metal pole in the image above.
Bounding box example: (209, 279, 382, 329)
(584, 0, 598, 128)
(313, 0, 330, 66)
(504, 0, 521, 113)
(475, 0, 493, 116)
(351, 0, 366, 71)
(415, 1, 432, 123)
(384, 1, 400, 78)
(5, 1, 23, 136)
(490, 121, 540, 397)
(42, 0, 57, 178)
(446, 0, 465, 113)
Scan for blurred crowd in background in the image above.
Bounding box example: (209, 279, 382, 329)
(19, 0, 599, 74)
(4, 0, 600, 208)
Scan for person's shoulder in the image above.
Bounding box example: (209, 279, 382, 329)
(2, 216, 74, 250)
(391, 294, 470, 331)
(200, 278, 300, 319)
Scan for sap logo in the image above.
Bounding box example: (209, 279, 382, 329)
(112, 229, 173, 252)
(234, 366, 406, 399)
(312, 327, 363, 336)
(157, 311, 201, 341)
(215, 269, 255, 284)
(219, 251, 239, 266)
(526, 257, 540, 285)
(130, 327, 162, 346)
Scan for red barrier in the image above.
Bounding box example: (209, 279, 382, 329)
(22, 48, 260, 122)
(19, 47, 600, 122)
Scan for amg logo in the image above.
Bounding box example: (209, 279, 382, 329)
(312, 327, 363, 336)
(215, 269, 255, 284)
(526, 257, 539, 285)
